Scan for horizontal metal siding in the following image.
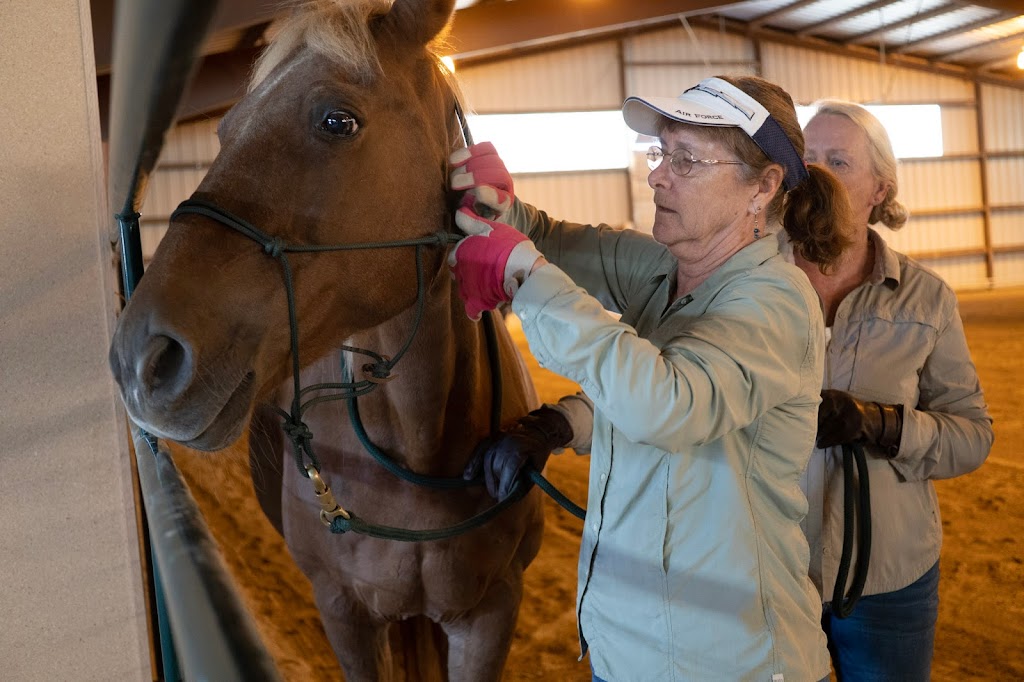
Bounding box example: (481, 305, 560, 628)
(919, 257, 990, 291)
(986, 157, 1024, 206)
(878, 214, 986, 254)
(159, 117, 220, 164)
(139, 118, 222, 261)
(761, 42, 974, 104)
(991, 210, 1024, 247)
(625, 25, 754, 63)
(980, 84, 1024, 152)
(457, 41, 622, 113)
(624, 25, 756, 98)
(513, 171, 631, 228)
(941, 106, 979, 155)
(897, 159, 982, 212)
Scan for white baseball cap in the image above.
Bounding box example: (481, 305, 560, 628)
(622, 77, 809, 190)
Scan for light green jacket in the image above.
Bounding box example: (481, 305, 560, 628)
(507, 202, 831, 682)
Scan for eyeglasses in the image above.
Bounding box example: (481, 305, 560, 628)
(646, 146, 745, 176)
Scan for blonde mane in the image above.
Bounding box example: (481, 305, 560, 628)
(250, 0, 453, 90)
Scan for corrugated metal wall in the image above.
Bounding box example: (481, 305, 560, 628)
(145, 24, 1024, 289)
(141, 118, 219, 261)
(981, 84, 1024, 287)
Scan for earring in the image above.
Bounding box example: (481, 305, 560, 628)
(753, 206, 762, 239)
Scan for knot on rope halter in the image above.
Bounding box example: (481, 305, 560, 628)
(264, 237, 285, 258)
(361, 354, 396, 384)
(282, 416, 314, 450)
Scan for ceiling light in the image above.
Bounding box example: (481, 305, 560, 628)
(1017, 46, 1024, 70)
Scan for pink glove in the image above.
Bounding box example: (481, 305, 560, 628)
(449, 142, 514, 219)
(448, 200, 543, 320)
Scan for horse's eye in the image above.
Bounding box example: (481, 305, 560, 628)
(319, 110, 359, 136)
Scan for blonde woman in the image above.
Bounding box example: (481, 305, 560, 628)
(795, 100, 994, 681)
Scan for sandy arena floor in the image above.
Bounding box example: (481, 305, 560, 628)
(171, 286, 1024, 681)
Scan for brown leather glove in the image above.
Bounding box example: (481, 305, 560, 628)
(817, 389, 903, 457)
(464, 405, 573, 500)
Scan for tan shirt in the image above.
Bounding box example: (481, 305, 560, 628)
(780, 229, 993, 599)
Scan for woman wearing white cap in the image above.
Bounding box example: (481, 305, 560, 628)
(448, 75, 852, 681)
(795, 101, 992, 681)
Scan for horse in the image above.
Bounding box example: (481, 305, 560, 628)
(107, 0, 545, 679)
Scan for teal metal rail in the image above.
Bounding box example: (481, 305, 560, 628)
(107, 1, 282, 679)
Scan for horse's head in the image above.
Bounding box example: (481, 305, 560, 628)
(109, 0, 461, 451)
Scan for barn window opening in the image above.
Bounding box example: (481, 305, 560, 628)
(465, 111, 634, 173)
(796, 103, 944, 159)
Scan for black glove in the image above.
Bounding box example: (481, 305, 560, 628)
(464, 405, 573, 500)
(817, 389, 903, 456)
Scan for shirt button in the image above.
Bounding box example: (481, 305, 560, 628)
(519, 311, 529, 321)
(599, 473, 607, 482)
(592, 522, 599, 532)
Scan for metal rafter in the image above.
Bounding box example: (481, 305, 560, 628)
(795, 0, 899, 38)
(977, 52, 1020, 70)
(694, 15, 1024, 88)
(891, 12, 1012, 53)
(843, 3, 964, 45)
(935, 28, 1024, 61)
(748, 0, 820, 28)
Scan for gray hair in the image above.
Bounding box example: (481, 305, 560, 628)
(808, 100, 910, 230)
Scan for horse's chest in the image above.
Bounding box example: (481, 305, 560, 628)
(280, 460, 501, 618)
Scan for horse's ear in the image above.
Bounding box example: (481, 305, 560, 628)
(377, 0, 457, 48)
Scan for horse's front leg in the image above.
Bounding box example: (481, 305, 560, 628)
(440, 569, 524, 682)
(313, 583, 394, 682)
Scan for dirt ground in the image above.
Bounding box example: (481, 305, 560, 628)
(171, 286, 1024, 681)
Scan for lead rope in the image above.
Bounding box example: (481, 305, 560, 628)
(831, 442, 872, 618)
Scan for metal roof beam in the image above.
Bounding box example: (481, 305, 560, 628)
(692, 15, 1024, 90)
(748, 0, 820, 29)
(794, 0, 898, 38)
(844, 3, 964, 45)
(448, 0, 723, 60)
(891, 12, 1012, 53)
(935, 28, 1024, 61)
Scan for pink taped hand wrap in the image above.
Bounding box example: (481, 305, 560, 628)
(448, 202, 541, 320)
(449, 141, 514, 218)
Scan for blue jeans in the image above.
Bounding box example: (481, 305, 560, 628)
(822, 561, 939, 682)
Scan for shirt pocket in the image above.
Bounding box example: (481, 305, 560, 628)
(848, 316, 937, 406)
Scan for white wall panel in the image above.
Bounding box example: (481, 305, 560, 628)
(941, 106, 979, 155)
(458, 41, 622, 113)
(625, 63, 758, 100)
(876, 214, 986, 254)
(626, 25, 754, 63)
(761, 43, 973, 104)
(144, 167, 207, 216)
(897, 159, 981, 212)
(514, 171, 630, 228)
(993, 253, 1024, 287)
(624, 26, 756, 99)
(986, 157, 1024, 205)
(980, 84, 1024, 152)
(918, 256, 990, 291)
(138, 118, 223, 260)
(160, 117, 220, 164)
(991, 210, 1024, 247)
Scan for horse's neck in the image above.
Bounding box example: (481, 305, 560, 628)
(307, 279, 499, 477)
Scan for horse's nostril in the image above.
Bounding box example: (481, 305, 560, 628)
(140, 334, 189, 394)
